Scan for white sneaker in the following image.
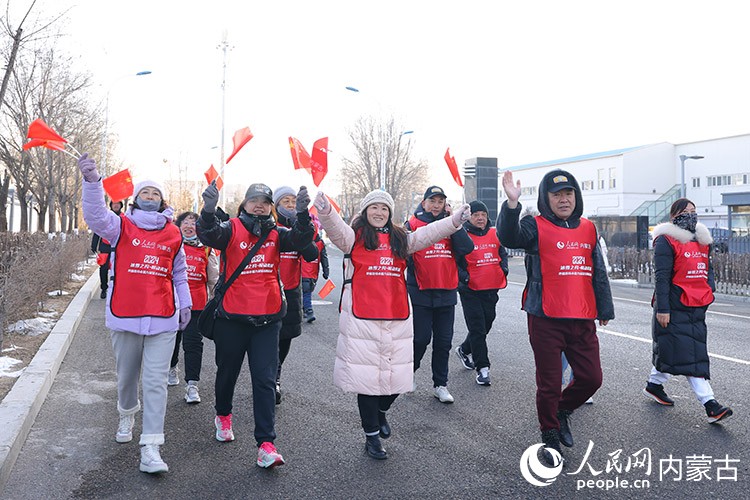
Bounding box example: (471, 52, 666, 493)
(185, 381, 201, 404)
(116, 413, 135, 443)
(167, 366, 179, 386)
(139, 444, 169, 473)
(433, 386, 455, 404)
(585, 397, 594, 404)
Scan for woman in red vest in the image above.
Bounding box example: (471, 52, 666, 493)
(499, 168, 614, 466)
(196, 181, 313, 469)
(643, 198, 732, 423)
(78, 154, 192, 474)
(314, 188, 471, 460)
(167, 211, 219, 403)
(272, 186, 320, 404)
(454, 200, 508, 386)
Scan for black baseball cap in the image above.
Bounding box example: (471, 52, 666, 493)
(422, 185, 447, 200)
(244, 183, 273, 202)
(546, 173, 577, 193)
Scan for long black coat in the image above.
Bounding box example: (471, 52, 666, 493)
(651, 222, 715, 378)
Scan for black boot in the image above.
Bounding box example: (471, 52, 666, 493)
(540, 429, 563, 467)
(378, 411, 391, 439)
(557, 409, 574, 448)
(364, 435, 387, 460)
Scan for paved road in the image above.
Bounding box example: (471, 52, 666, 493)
(3, 250, 749, 499)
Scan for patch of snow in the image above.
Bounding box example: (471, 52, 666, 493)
(6, 317, 55, 336)
(47, 290, 70, 296)
(0, 356, 24, 378)
(71, 273, 87, 281)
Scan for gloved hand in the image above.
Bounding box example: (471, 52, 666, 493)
(202, 181, 219, 213)
(313, 191, 331, 214)
(295, 185, 311, 212)
(451, 203, 472, 227)
(322, 271, 329, 280)
(178, 307, 191, 330)
(78, 153, 101, 183)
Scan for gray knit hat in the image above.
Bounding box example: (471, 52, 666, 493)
(360, 189, 395, 214)
(273, 185, 296, 206)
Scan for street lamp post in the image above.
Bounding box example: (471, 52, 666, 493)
(100, 70, 152, 176)
(679, 154, 705, 199)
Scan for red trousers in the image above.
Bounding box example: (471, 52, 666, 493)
(527, 314, 602, 432)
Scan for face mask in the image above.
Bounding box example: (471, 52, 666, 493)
(672, 212, 697, 232)
(184, 234, 198, 241)
(138, 199, 161, 212)
(277, 206, 296, 220)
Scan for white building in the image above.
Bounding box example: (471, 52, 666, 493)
(501, 133, 750, 232)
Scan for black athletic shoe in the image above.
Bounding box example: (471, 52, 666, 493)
(378, 411, 391, 439)
(100, 289, 107, 299)
(540, 429, 563, 467)
(275, 382, 281, 405)
(557, 410, 574, 447)
(455, 346, 474, 370)
(643, 382, 675, 406)
(365, 435, 387, 460)
(705, 399, 733, 424)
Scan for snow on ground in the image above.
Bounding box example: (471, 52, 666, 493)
(47, 290, 70, 296)
(5, 315, 57, 336)
(0, 356, 24, 378)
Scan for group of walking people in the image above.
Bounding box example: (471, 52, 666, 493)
(78, 151, 733, 473)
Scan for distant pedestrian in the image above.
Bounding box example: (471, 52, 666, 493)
(314, 188, 471, 460)
(499, 168, 614, 466)
(78, 153, 192, 474)
(197, 181, 314, 468)
(273, 186, 320, 404)
(90, 200, 123, 299)
(406, 185, 473, 404)
(301, 214, 330, 323)
(454, 200, 508, 387)
(167, 211, 219, 405)
(643, 198, 733, 423)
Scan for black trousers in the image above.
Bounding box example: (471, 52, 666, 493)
(214, 318, 280, 445)
(357, 394, 399, 434)
(277, 338, 293, 382)
(458, 288, 499, 370)
(98, 261, 109, 290)
(170, 313, 203, 382)
(412, 304, 455, 387)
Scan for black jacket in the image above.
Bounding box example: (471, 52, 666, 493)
(497, 169, 614, 321)
(405, 207, 474, 307)
(455, 220, 508, 291)
(197, 208, 314, 325)
(91, 233, 111, 254)
(651, 222, 715, 378)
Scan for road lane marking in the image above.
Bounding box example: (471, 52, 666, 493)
(598, 328, 750, 366)
(610, 296, 750, 320)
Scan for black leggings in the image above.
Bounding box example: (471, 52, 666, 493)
(357, 394, 399, 434)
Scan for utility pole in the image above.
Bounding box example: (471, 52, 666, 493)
(218, 31, 232, 209)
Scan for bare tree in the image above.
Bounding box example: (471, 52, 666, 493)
(339, 115, 429, 223)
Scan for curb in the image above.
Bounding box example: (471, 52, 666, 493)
(0, 269, 99, 489)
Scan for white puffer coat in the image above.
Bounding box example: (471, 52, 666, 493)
(318, 208, 461, 395)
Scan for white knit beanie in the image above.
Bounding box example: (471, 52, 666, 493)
(134, 179, 166, 199)
(273, 185, 296, 206)
(360, 189, 395, 214)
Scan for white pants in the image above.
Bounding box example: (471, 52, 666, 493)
(648, 367, 714, 405)
(111, 330, 177, 445)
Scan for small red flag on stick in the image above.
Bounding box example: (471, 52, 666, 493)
(444, 148, 463, 188)
(318, 279, 336, 299)
(102, 169, 134, 202)
(289, 137, 311, 170)
(325, 194, 341, 213)
(310, 137, 329, 187)
(204, 164, 224, 190)
(225, 127, 254, 164)
(23, 119, 80, 158)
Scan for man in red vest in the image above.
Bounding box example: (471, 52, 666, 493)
(499, 169, 614, 466)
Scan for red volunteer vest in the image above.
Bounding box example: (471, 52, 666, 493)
(665, 236, 714, 307)
(349, 232, 409, 320)
(221, 218, 283, 316)
(184, 244, 210, 310)
(408, 216, 459, 290)
(278, 222, 302, 290)
(111, 216, 182, 318)
(536, 216, 597, 319)
(465, 229, 507, 291)
(301, 239, 325, 279)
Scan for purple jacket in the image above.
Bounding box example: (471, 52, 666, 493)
(82, 180, 192, 335)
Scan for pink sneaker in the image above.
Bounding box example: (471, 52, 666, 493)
(257, 441, 285, 468)
(215, 414, 235, 442)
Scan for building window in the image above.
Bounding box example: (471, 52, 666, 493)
(597, 169, 605, 190)
(707, 175, 732, 187)
(692, 177, 700, 188)
(521, 186, 537, 196)
(732, 173, 750, 185)
(608, 167, 617, 189)
(581, 180, 594, 191)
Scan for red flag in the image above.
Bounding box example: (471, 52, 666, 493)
(225, 127, 254, 164)
(318, 279, 336, 299)
(204, 164, 224, 190)
(96, 253, 108, 266)
(325, 194, 341, 213)
(22, 138, 66, 152)
(102, 169, 134, 202)
(444, 148, 463, 188)
(26, 118, 67, 143)
(309, 137, 328, 187)
(289, 137, 311, 170)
